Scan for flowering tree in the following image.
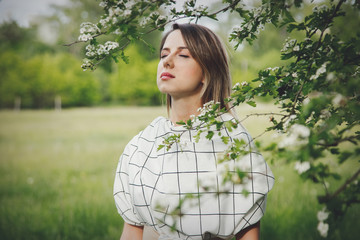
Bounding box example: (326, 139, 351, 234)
(70, 0, 359, 238)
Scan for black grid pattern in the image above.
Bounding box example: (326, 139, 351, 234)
(114, 114, 275, 239)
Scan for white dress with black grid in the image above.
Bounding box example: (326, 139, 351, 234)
(113, 113, 275, 240)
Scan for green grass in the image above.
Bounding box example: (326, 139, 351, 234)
(0, 106, 358, 240)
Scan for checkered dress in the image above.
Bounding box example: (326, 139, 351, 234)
(114, 114, 275, 239)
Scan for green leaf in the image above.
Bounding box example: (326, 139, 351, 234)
(187, 119, 192, 126)
(246, 101, 256, 107)
(206, 131, 214, 140)
(264, 143, 277, 151)
(176, 121, 186, 125)
(338, 151, 352, 164)
(221, 136, 230, 144)
(330, 148, 340, 154)
(157, 144, 164, 151)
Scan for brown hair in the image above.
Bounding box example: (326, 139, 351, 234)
(159, 23, 232, 113)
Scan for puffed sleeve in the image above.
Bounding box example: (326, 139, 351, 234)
(113, 135, 143, 226)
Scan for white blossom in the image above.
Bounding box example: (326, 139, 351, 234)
(105, 41, 119, 50)
(125, 1, 136, 9)
(139, 17, 149, 27)
(85, 44, 95, 52)
(326, 72, 335, 81)
(294, 161, 310, 174)
(100, 17, 110, 27)
(78, 33, 93, 42)
(114, 7, 122, 16)
(303, 97, 310, 105)
(86, 50, 96, 57)
(292, 72, 298, 78)
(241, 81, 249, 86)
(123, 9, 132, 17)
(332, 94, 344, 106)
(233, 26, 242, 32)
(279, 123, 310, 148)
(317, 207, 330, 222)
(317, 221, 329, 238)
(293, 45, 300, 51)
(310, 62, 327, 80)
(79, 22, 100, 35)
(232, 82, 240, 90)
(320, 109, 331, 119)
(113, 29, 123, 35)
(313, 5, 329, 13)
(281, 38, 297, 52)
(78, 22, 100, 42)
(291, 124, 310, 138)
(156, 15, 168, 26)
(81, 59, 94, 71)
(195, 5, 207, 12)
(283, 114, 297, 130)
(99, 1, 107, 8)
(97, 45, 108, 55)
(96, 41, 119, 56)
(266, 66, 279, 72)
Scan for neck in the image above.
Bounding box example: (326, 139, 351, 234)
(169, 96, 202, 125)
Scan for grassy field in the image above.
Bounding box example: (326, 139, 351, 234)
(0, 105, 358, 240)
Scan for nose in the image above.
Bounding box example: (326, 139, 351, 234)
(162, 54, 174, 68)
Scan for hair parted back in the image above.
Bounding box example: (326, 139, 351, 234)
(159, 23, 232, 113)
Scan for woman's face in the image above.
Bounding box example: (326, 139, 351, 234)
(157, 30, 204, 101)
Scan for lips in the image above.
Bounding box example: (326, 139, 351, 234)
(160, 72, 175, 80)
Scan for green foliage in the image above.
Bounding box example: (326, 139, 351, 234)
(0, 50, 101, 108)
(74, 1, 359, 238)
(108, 45, 161, 105)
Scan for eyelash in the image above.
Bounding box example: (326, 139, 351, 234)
(160, 54, 189, 59)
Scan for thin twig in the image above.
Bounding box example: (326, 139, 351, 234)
(319, 168, 360, 203)
(240, 112, 286, 122)
(63, 32, 105, 47)
(316, 135, 358, 147)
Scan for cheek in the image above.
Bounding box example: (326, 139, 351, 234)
(187, 64, 204, 83)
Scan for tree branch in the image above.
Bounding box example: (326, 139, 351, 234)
(316, 135, 358, 147)
(239, 112, 286, 122)
(318, 168, 360, 203)
(144, 0, 242, 36)
(63, 32, 105, 47)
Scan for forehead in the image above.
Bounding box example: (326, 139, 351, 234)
(162, 30, 187, 49)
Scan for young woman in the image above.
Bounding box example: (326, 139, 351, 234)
(114, 23, 274, 240)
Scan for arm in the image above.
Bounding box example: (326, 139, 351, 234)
(235, 221, 260, 240)
(120, 223, 144, 240)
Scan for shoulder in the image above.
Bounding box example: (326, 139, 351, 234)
(126, 116, 168, 148)
(219, 113, 251, 138)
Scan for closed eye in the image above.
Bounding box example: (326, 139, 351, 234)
(179, 55, 189, 58)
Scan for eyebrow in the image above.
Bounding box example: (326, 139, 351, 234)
(161, 46, 188, 51)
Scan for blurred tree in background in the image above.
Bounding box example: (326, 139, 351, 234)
(0, 0, 162, 108)
(0, 0, 294, 109)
